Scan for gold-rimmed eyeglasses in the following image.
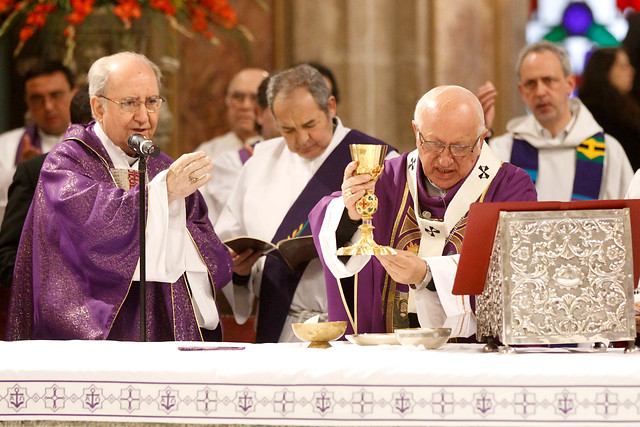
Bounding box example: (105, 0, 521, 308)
(418, 131, 481, 157)
(98, 95, 165, 113)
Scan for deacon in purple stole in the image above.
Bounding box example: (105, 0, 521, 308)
(6, 122, 233, 341)
(255, 130, 390, 343)
(310, 85, 537, 339)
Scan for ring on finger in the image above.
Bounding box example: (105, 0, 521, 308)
(344, 188, 352, 197)
(189, 175, 198, 184)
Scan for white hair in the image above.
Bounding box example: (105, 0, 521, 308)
(88, 52, 162, 98)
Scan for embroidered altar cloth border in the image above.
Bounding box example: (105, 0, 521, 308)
(0, 340, 638, 426)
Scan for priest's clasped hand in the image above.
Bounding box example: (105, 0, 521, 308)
(375, 250, 428, 285)
(342, 160, 376, 221)
(166, 151, 213, 204)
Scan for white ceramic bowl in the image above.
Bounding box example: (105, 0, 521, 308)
(394, 327, 451, 349)
(345, 333, 400, 346)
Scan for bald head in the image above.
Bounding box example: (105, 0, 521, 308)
(412, 85, 488, 190)
(227, 68, 269, 95)
(413, 85, 486, 137)
(226, 68, 268, 142)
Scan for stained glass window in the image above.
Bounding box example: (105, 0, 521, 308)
(527, 0, 637, 75)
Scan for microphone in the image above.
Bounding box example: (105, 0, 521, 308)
(127, 133, 160, 157)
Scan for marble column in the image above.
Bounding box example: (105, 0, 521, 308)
(275, 0, 528, 153)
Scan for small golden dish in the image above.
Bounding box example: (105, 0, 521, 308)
(291, 321, 348, 349)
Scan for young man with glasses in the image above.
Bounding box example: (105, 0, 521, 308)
(310, 85, 537, 340)
(0, 60, 77, 222)
(5, 52, 233, 342)
(488, 41, 633, 201)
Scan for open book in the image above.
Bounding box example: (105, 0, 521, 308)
(224, 235, 318, 272)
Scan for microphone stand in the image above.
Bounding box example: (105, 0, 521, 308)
(127, 133, 160, 342)
(138, 155, 147, 342)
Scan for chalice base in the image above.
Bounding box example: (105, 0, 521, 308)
(337, 221, 397, 256)
(307, 340, 332, 349)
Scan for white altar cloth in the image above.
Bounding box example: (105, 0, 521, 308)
(0, 340, 639, 425)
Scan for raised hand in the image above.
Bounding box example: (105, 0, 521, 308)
(477, 81, 497, 131)
(19, 134, 42, 163)
(166, 151, 213, 203)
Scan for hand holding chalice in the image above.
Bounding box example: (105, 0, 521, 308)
(338, 144, 396, 256)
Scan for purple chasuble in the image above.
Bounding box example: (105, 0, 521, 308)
(5, 123, 233, 341)
(309, 151, 537, 337)
(14, 124, 41, 166)
(257, 130, 391, 343)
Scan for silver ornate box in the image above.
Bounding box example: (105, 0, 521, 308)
(476, 208, 636, 346)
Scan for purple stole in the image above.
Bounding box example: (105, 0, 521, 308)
(14, 124, 41, 166)
(510, 133, 605, 200)
(238, 146, 252, 165)
(256, 130, 387, 343)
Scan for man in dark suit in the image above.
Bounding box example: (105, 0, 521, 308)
(0, 85, 92, 288)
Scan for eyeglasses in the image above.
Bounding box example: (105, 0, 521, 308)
(418, 131, 481, 157)
(227, 91, 258, 104)
(98, 95, 165, 113)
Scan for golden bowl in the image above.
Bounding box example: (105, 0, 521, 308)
(291, 321, 348, 349)
(395, 327, 451, 349)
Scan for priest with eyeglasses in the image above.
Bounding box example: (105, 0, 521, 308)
(5, 52, 233, 341)
(309, 85, 537, 340)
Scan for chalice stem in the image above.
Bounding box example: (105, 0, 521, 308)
(336, 144, 396, 256)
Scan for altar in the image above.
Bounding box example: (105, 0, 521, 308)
(0, 340, 638, 426)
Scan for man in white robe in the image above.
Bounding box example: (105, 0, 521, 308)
(487, 41, 633, 201)
(195, 68, 267, 221)
(204, 74, 279, 223)
(0, 61, 77, 222)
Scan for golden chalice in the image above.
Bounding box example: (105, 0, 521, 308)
(337, 144, 396, 256)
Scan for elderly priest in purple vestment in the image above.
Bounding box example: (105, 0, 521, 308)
(5, 52, 233, 341)
(309, 85, 537, 340)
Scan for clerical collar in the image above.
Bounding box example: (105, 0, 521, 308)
(94, 122, 139, 168)
(424, 176, 448, 198)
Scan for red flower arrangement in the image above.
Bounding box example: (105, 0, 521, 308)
(0, 0, 240, 60)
